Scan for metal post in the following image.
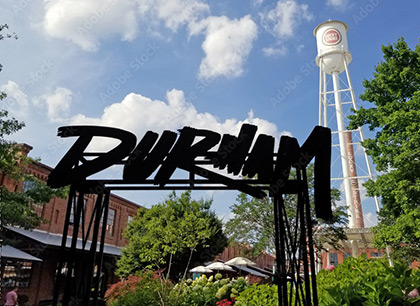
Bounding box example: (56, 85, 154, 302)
(92, 191, 110, 305)
(82, 192, 104, 305)
(62, 191, 85, 306)
(52, 185, 75, 306)
(273, 194, 285, 306)
(302, 168, 318, 306)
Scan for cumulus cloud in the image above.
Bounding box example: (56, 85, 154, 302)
(42, 0, 209, 51)
(36, 87, 73, 122)
(189, 15, 258, 79)
(70, 88, 284, 152)
(155, 0, 210, 32)
(0, 81, 29, 118)
(43, 0, 138, 51)
(260, 0, 313, 39)
(326, 0, 350, 11)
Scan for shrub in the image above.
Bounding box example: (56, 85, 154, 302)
(105, 271, 173, 306)
(317, 256, 420, 306)
(176, 275, 249, 306)
(105, 273, 250, 306)
(235, 283, 278, 306)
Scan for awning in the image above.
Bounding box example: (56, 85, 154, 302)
(1, 245, 43, 262)
(233, 265, 268, 278)
(6, 226, 122, 256)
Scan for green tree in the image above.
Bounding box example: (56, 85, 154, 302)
(0, 24, 66, 236)
(348, 38, 420, 262)
(116, 191, 228, 280)
(224, 164, 347, 258)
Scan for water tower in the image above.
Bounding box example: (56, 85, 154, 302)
(314, 21, 380, 257)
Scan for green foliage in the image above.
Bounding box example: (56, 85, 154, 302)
(348, 37, 420, 261)
(317, 256, 420, 306)
(106, 272, 250, 306)
(225, 164, 347, 257)
(106, 271, 174, 306)
(235, 283, 278, 306)
(116, 191, 228, 279)
(176, 275, 249, 305)
(107, 259, 420, 306)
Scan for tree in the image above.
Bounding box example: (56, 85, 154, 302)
(0, 24, 65, 236)
(348, 38, 420, 262)
(224, 164, 347, 258)
(116, 191, 228, 280)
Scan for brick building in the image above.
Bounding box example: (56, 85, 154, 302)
(1, 144, 142, 305)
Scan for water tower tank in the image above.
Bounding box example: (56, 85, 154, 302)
(314, 20, 352, 74)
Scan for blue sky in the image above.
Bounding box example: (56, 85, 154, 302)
(1, 0, 419, 224)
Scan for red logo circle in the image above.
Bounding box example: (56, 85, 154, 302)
(322, 28, 342, 45)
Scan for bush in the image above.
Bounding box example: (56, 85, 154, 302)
(235, 283, 278, 306)
(317, 256, 420, 306)
(176, 274, 250, 306)
(106, 271, 174, 306)
(105, 272, 250, 306)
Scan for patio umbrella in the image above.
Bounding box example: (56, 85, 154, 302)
(206, 262, 235, 272)
(189, 266, 213, 273)
(225, 257, 256, 266)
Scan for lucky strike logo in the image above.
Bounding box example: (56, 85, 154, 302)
(322, 28, 342, 45)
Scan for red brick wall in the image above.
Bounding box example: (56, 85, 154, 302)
(319, 247, 388, 270)
(21, 160, 141, 245)
(0, 145, 144, 305)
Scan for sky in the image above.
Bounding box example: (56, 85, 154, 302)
(1, 0, 419, 225)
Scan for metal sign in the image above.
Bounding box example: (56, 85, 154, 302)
(322, 28, 342, 45)
(48, 123, 332, 306)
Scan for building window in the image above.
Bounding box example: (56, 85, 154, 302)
(370, 252, 383, 258)
(106, 209, 116, 236)
(69, 197, 86, 225)
(343, 253, 352, 260)
(127, 215, 133, 224)
(1, 261, 32, 288)
(23, 180, 44, 217)
(55, 210, 60, 224)
(22, 179, 36, 192)
(329, 253, 338, 266)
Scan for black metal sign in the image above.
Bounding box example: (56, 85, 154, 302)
(48, 123, 332, 306)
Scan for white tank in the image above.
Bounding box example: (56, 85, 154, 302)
(314, 20, 352, 75)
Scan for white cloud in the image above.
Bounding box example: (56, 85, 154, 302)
(326, 0, 350, 11)
(155, 0, 210, 32)
(189, 15, 258, 79)
(41, 0, 210, 51)
(0, 81, 29, 118)
(263, 46, 287, 57)
(363, 212, 378, 227)
(218, 212, 235, 223)
(70, 88, 284, 152)
(36, 87, 73, 122)
(297, 44, 304, 52)
(42, 0, 138, 52)
(260, 0, 313, 39)
(252, 0, 265, 6)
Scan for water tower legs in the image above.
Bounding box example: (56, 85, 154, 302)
(332, 72, 356, 228)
